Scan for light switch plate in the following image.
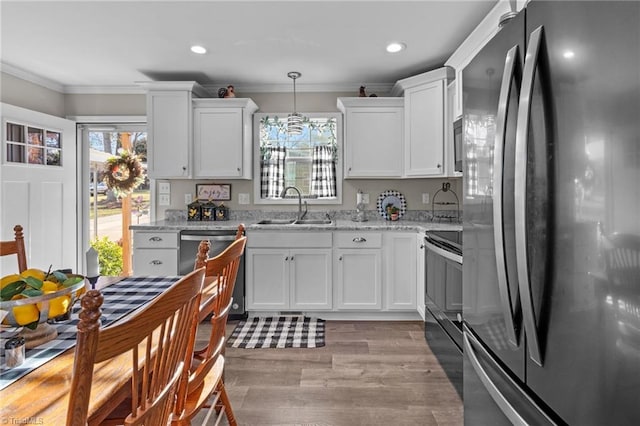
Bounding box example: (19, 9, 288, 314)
(238, 193, 250, 205)
(184, 193, 192, 204)
(422, 193, 430, 204)
(158, 182, 171, 194)
(362, 193, 370, 204)
(158, 194, 170, 206)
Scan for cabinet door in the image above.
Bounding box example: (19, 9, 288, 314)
(344, 107, 403, 178)
(147, 91, 191, 178)
(246, 249, 288, 310)
(193, 107, 243, 178)
(404, 80, 445, 177)
(384, 233, 417, 311)
(290, 249, 332, 310)
(133, 248, 178, 276)
(335, 249, 382, 309)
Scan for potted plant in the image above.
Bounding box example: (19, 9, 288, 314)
(385, 203, 400, 221)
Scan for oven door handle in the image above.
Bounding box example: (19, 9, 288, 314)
(423, 239, 463, 265)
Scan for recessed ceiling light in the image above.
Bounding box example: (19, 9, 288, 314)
(190, 45, 207, 54)
(386, 42, 406, 53)
(562, 50, 575, 59)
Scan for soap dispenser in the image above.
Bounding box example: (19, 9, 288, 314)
(354, 189, 367, 222)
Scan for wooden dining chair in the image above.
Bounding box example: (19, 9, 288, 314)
(0, 224, 27, 272)
(67, 267, 206, 426)
(173, 235, 247, 426)
(193, 223, 245, 271)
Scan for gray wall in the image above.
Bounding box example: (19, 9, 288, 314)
(0, 72, 461, 218)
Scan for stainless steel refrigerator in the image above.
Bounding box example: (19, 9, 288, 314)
(462, 1, 640, 424)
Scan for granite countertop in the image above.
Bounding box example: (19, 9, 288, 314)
(130, 218, 462, 233)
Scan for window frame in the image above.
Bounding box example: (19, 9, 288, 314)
(252, 112, 343, 205)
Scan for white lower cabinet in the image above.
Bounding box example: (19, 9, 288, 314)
(132, 231, 179, 275)
(246, 232, 333, 311)
(334, 232, 382, 310)
(383, 232, 417, 311)
(245, 229, 429, 315)
(334, 249, 382, 309)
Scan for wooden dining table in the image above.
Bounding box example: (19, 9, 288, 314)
(0, 274, 217, 426)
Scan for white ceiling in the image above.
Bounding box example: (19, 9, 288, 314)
(1, 0, 497, 94)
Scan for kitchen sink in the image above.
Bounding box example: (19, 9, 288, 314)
(292, 219, 333, 225)
(255, 219, 296, 225)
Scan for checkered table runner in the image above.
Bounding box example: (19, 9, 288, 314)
(0, 276, 180, 390)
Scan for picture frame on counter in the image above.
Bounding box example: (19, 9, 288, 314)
(196, 183, 231, 201)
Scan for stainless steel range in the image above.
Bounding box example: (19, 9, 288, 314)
(423, 229, 463, 397)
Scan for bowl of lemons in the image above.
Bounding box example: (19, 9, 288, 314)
(0, 268, 87, 329)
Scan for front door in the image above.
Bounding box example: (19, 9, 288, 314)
(1, 103, 77, 273)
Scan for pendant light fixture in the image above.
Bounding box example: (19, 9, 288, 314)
(287, 71, 303, 135)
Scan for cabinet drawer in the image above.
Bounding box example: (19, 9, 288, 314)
(133, 231, 179, 249)
(334, 232, 382, 248)
(247, 232, 332, 248)
(133, 248, 178, 276)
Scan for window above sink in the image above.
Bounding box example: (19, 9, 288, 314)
(253, 112, 343, 205)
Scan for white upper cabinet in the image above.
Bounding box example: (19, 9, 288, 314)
(337, 97, 403, 179)
(192, 98, 258, 179)
(143, 82, 209, 179)
(392, 67, 454, 178)
(142, 81, 258, 180)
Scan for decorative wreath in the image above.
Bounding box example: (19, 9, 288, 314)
(104, 150, 145, 197)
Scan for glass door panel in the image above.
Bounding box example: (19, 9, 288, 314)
(86, 128, 148, 276)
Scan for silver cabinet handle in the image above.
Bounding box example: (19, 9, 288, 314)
(285, 256, 289, 261)
(237, 167, 241, 172)
(515, 25, 544, 366)
(149, 236, 163, 242)
(419, 244, 425, 249)
(150, 260, 163, 265)
(352, 237, 367, 243)
(339, 256, 343, 261)
(290, 256, 294, 261)
(493, 44, 522, 349)
(463, 329, 529, 426)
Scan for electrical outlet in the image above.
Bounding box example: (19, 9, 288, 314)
(184, 193, 192, 204)
(362, 193, 370, 204)
(158, 182, 171, 194)
(238, 193, 250, 205)
(158, 194, 170, 206)
(422, 193, 430, 204)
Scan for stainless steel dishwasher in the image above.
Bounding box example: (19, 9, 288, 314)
(179, 229, 246, 319)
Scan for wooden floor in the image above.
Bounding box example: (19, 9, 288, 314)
(194, 320, 462, 426)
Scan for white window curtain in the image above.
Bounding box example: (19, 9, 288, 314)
(311, 145, 336, 198)
(260, 146, 287, 198)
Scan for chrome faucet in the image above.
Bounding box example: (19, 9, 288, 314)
(280, 186, 308, 220)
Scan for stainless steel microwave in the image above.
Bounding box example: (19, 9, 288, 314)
(453, 117, 463, 173)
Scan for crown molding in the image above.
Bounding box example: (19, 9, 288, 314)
(1, 62, 65, 93)
(64, 85, 147, 95)
(204, 82, 395, 94)
(1, 62, 395, 95)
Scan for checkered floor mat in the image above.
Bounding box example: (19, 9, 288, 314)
(227, 316, 325, 349)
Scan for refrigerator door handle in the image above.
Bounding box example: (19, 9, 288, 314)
(515, 25, 544, 366)
(463, 329, 529, 426)
(493, 44, 522, 348)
